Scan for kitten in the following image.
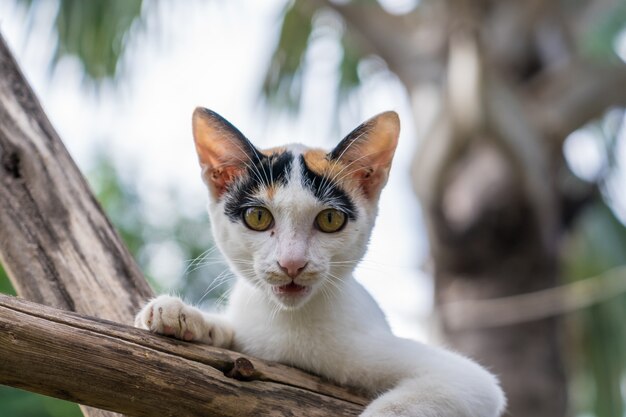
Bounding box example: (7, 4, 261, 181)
(135, 108, 506, 417)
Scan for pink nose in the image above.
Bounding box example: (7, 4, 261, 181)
(278, 259, 308, 278)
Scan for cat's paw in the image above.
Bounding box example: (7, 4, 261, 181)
(134, 295, 233, 348)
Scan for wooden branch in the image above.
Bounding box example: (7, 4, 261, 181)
(0, 294, 367, 417)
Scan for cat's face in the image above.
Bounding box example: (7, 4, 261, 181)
(192, 108, 399, 309)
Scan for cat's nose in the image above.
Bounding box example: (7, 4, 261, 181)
(277, 259, 308, 278)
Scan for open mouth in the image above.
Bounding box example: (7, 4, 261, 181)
(272, 282, 309, 296)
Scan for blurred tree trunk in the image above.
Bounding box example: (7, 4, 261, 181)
(412, 33, 568, 414)
(321, 1, 626, 416)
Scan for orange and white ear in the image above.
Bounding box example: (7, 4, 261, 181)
(192, 107, 261, 199)
(329, 111, 400, 200)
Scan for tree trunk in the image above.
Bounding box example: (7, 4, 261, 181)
(411, 31, 569, 416)
(0, 293, 367, 417)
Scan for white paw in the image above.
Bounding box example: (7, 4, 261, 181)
(134, 295, 233, 348)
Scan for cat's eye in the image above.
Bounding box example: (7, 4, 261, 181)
(243, 207, 274, 231)
(315, 209, 346, 233)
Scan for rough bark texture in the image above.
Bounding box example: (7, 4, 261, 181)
(0, 294, 367, 417)
(0, 34, 153, 320)
(0, 32, 156, 417)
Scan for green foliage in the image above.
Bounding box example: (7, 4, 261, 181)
(263, 1, 315, 110)
(18, 0, 145, 82)
(578, 0, 626, 60)
(262, 1, 367, 111)
(563, 201, 626, 417)
(0, 266, 16, 296)
(0, 387, 82, 417)
(338, 35, 362, 95)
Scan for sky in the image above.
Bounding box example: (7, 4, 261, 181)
(0, 0, 433, 341)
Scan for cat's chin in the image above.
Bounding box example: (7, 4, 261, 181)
(270, 283, 313, 309)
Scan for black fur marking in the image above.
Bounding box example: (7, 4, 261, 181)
(299, 155, 357, 220)
(329, 119, 373, 160)
(224, 151, 294, 221)
(199, 108, 264, 162)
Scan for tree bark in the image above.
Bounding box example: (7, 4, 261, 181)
(0, 34, 153, 320)
(0, 31, 155, 417)
(0, 293, 367, 417)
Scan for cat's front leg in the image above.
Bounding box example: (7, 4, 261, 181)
(134, 295, 233, 348)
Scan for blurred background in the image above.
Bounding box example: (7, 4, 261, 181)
(0, 0, 625, 416)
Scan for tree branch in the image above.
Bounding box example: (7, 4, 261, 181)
(314, 0, 444, 88)
(0, 294, 367, 416)
(440, 265, 626, 330)
(526, 61, 626, 142)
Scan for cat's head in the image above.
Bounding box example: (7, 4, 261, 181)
(192, 108, 400, 309)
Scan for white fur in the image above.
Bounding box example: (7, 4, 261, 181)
(136, 144, 506, 416)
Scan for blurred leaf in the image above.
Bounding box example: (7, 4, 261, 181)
(564, 202, 626, 280)
(18, 0, 145, 82)
(263, 0, 315, 110)
(563, 201, 626, 417)
(0, 264, 16, 296)
(338, 34, 361, 96)
(263, 1, 368, 114)
(579, 1, 626, 60)
(0, 386, 82, 417)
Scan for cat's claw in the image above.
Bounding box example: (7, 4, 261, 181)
(134, 295, 233, 348)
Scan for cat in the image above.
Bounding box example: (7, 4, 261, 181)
(134, 108, 506, 417)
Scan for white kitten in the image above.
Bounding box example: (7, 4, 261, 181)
(135, 108, 506, 417)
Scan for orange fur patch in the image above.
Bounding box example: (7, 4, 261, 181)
(260, 146, 287, 156)
(302, 149, 361, 194)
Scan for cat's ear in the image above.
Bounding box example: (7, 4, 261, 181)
(192, 107, 261, 198)
(329, 111, 400, 200)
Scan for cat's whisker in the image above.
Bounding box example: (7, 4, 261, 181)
(197, 268, 235, 304)
(321, 273, 345, 299)
(214, 286, 235, 310)
(182, 246, 221, 276)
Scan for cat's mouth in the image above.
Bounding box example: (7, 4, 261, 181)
(272, 282, 310, 296)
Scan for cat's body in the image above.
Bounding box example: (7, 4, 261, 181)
(135, 108, 506, 417)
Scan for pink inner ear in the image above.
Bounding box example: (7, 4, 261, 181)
(354, 164, 390, 200)
(331, 111, 400, 200)
(204, 164, 244, 198)
(193, 108, 254, 199)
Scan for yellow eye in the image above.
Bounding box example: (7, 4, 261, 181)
(243, 207, 274, 231)
(315, 209, 346, 233)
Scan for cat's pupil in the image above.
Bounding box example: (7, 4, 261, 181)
(326, 212, 333, 223)
(256, 209, 263, 222)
